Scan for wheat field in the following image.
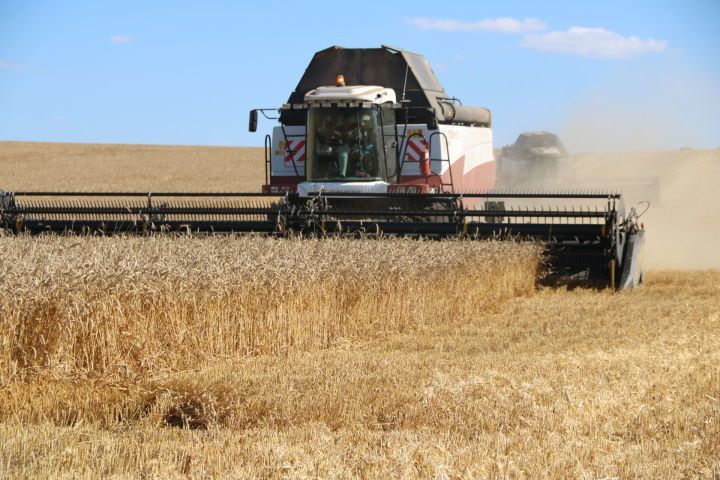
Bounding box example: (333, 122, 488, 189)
(1, 142, 719, 478)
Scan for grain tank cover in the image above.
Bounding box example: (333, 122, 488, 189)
(280, 45, 490, 127)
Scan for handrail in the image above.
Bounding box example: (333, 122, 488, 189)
(264, 134, 272, 186)
(428, 131, 454, 193)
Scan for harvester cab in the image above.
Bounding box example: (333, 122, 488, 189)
(298, 82, 399, 196)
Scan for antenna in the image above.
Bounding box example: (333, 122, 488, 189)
(401, 64, 409, 102)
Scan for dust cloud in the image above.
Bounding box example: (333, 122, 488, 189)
(497, 147, 720, 270)
(573, 149, 720, 270)
(554, 68, 720, 270)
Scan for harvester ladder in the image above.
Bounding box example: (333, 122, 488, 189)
(429, 131, 455, 193)
(397, 132, 455, 193)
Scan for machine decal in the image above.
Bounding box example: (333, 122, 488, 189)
(284, 139, 306, 165)
(405, 135, 429, 162)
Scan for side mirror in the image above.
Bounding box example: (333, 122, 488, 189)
(426, 109, 437, 130)
(248, 109, 258, 132)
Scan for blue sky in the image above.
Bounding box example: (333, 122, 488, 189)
(1, 0, 718, 150)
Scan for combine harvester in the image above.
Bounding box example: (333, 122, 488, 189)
(496, 131, 661, 205)
(0, 45, 645, 289)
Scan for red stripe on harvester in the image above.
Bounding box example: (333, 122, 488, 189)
(296, 140, 305, 162)
(284, 140, 298, 162)
(409, 140, 424, 153)
(285, 140, 306, 163)
(406, 140, 423, 161)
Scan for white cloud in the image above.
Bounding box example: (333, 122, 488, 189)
(0, 60, 22, 71)
(522, 27, 667, 58)
(406, 17, 546, 33)
(109, 34, 132, 44)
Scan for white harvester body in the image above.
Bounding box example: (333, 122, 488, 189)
(260, 45, 495, 196)
(269, 83, 494, 196)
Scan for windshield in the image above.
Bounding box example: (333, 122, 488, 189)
(306, 107, 386, 181)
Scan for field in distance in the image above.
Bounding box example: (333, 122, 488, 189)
(0, 141, 718, 478)
(0, 141, 265, 192)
